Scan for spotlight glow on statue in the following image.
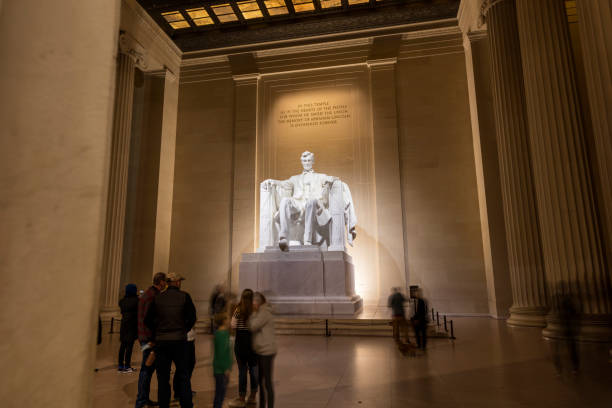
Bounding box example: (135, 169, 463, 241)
(259, 151, 357, 252)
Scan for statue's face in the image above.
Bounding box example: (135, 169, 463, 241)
(301, 154, 314, 171)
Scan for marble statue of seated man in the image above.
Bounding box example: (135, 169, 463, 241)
(259, 150, 357, 252)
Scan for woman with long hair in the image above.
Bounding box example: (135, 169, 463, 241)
(230, 289, 258, 406)
(248, 292, 276, 408)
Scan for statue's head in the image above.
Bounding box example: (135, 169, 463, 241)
(301, 151, 314, 171)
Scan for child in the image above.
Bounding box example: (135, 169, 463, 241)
(213, 313, 233, 408)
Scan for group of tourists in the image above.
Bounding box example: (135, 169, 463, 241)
(212, 288, 277, 408)
(388, 287, 429, 352)
(116, 273, 277, 408)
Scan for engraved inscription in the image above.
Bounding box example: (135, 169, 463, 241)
(278, 101, 351, 128)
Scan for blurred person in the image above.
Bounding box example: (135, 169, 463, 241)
(173, 327, 196, 402)
(119, 283, 139, 373)
(210, 284, 227, 332)
(135, 272, 167, 408)
(145, 273, 197, 408)
(388, 287, 408, 344)
(213, 313, 233, 408)
(551, 282, 579, 374)
(248, 292, 276, 408)
(230, 289, 258, 407)
(411, 288, 428, 351)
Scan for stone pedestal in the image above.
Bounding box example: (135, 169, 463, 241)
(239, 246, 363, 315)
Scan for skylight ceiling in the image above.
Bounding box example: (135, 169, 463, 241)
(158, 0, 395, 31)
(139, 0, 461, 52)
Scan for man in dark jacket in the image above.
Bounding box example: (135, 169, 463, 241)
(145, 273, 197, 408)
(388, 287, 407, 344)
(135, 272, 167, 408)
(119, 283, 139, 372)
(411, 289, 429, 351)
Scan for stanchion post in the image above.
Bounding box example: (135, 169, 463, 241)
(450, 320, 456, 340)
(436, 311, 440, 327)
(431, 308, 434, 322)
(108, 317, 114, 334)
(444, 315, 447, 331)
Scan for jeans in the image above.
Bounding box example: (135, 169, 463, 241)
(213, 373, 228, 408)
(258, 354, 275, 408)
(135, 345, 155, 408)
(156, 341, 193, 408)
(118, 340, 134, 367)
(173, 341, 196, 399)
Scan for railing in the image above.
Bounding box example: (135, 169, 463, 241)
(430, 306, 456, 340)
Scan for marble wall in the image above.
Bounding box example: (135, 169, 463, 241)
(169, 79, 235, 316)
(397, 53, 489, 314)
(170, 33, 493, 314)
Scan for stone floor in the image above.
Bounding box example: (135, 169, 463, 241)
(94, 317, 612, 408)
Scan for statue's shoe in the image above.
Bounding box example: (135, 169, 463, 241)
(279, 238, 289, 252)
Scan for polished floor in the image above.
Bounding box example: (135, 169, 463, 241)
(94, 317, 612, 407)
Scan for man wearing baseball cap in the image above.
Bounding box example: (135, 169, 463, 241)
(145, 273, 197, 408)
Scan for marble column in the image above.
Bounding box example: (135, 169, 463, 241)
(0, 1, 120, 406)
(153, 69, 179, 276)
(367, 58, 408, 304)
(461, 26, 513, 319)
(484, 0, 548, 326)
(516, 0, 612, 340)
(231, 74, 259, 292)
(100, 52, 136, 320)
(576, 0, 612, 266)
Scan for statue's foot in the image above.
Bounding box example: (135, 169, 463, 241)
(279, 238, 289, 252)
(304, 241, 312, 246)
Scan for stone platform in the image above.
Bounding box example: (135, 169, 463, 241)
(239, 245, 363, 315)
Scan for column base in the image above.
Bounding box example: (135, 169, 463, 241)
(543, 314, 612, 342)
(507, 306, 548, 327)
(99, 306, 121, 322)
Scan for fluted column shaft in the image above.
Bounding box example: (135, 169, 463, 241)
(485, 0, 548, 327)
(516, 0, 612, 340)
(577, 0, 612, 265)
(100, 53, 136, 318)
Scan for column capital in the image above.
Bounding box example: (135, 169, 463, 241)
(232, 73, 260, 85)
(119, 30, 164, 72)
(366, 57, 397, 71)
(479, 0, 505, 26)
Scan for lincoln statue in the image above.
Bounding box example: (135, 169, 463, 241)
(259, 151, 357, 252)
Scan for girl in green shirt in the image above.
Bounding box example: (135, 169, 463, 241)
(213, 313, 232, 408)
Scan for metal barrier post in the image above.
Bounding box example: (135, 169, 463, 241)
(108, 317, 114, 334)
(444, 315, 448, 331)
(431, 308, 435, 322)
(436, 311, 440, 327)
(325, 319, 331, 337)
(450, 320, 456, 339)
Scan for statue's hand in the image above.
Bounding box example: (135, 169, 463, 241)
(325, 176, 340, 186)
(261, 179, 276, 191)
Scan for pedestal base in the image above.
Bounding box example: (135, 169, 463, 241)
(239, 245, 363, 315)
